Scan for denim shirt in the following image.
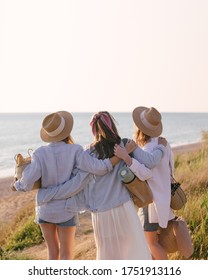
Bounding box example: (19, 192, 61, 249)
(15, 142, 113, 223)
(83, 144, 164, 212)
(37, 142, 165, 213)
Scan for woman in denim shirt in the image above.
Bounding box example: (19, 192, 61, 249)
(39, 111, 166, 259)
(14, 111, 119, 260)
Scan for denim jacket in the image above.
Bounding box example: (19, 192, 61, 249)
(37, 142, 165, 214)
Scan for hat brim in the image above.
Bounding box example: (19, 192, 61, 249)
(132, 106, 163, 137)
(40, 111, 74, 142)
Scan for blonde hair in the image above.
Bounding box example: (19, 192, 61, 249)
(62, 135, 74, 144)
(134, 127, 151, 147)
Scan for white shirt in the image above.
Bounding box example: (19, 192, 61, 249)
(143, 138, 175, 228)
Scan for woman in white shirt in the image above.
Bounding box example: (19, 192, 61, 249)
(114, 106, 175, 260)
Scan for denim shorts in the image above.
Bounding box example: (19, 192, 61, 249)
(138, 206, 159, 232)
(37, 215, 78, 227)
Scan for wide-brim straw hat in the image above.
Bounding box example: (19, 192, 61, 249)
(40, 111, 73, 142)
(132, 106, 163, 137)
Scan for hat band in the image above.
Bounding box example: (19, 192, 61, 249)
(46, 116, 65, 137)
(140, 111, 158, 131)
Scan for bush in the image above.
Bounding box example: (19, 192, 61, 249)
(5, 215, 43, 251)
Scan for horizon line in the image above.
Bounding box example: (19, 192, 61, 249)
(0, 111, 208, 114)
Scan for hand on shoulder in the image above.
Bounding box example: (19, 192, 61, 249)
(125, 140, 137, 154)
(158, 137, 167, 147)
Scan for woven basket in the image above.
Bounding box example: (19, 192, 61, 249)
(158, 220, 178, 253)
(158, 217, 194, 258)
(172, 217, 194, 258)
(11, 150, 40, 190)
(171, 182, 187, 210)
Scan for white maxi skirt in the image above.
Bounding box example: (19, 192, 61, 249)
(91, 200, 151, 260)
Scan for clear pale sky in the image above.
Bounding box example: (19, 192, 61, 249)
(0, 0, 208, 113)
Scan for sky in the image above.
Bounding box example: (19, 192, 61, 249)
(0, 0, 208, 113)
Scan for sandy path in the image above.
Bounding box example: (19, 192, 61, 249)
(0, 177, 36, 223)
(0, 177, 95, 260)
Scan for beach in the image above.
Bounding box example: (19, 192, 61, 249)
(0, 142, 203, 259)
(171, 142, 203, 156)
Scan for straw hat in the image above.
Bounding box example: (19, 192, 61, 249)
(40, 111, 74, 142)
(132, 106, 163, 137)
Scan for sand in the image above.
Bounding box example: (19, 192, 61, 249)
(171, 142, 203, 156)
(0, 177, 95, 260)
(0, 141, 203, 259)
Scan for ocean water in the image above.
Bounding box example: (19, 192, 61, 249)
(0, 112, 208, 178)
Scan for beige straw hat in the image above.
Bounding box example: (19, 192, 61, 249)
(40, 111, 74, 142)
(132, 106, 163, 137)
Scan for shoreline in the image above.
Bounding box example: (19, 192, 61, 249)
(171, 141, 203, 156)
(0, 141, 203, 181)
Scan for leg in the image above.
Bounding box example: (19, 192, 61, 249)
(39, 223, 60, 260)
(58, 226, 76, 260)
(144, 231, 168, 260)
(138, 206, 168, 260)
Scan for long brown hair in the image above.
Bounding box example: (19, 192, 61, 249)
(90, 111, 121, 159)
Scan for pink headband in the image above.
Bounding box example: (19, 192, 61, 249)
(90, 112, 114, 136)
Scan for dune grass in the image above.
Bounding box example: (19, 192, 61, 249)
(0, 201, 43, 260)
(170, 136, 208, 260)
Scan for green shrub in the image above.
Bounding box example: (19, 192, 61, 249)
(0, 250, 30, 260)
(5, 215, 43, 251)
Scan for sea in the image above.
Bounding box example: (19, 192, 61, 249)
(0, 112, 208, 178)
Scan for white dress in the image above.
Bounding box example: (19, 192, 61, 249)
(91, 200, 152, 260)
